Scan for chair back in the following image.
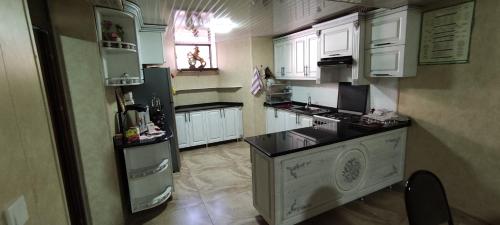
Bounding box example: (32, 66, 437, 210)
(405, 170, 454, 225)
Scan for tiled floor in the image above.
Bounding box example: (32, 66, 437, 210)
(144, 141, 488, 225)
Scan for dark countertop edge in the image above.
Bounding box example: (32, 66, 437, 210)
(114, 132, 173, 149)
(244, 122, 411, 158)
(263, 101, 338, 115)
(175, 102, 243, 113)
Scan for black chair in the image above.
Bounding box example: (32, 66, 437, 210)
(405, 170, 454, 225)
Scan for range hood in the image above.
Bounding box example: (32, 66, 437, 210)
(317, 56, 353, 67)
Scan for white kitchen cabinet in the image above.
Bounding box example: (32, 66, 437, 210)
(139, 31, 165, 65)
(188, 111, 207, 146)
(176, 107, 243, 149)
(274, 30, 318, 81)
(285, 112, 299, 131)
(313, 13, 367, 85)
(365, 6, 421, 77)
(175, 113, 190, 148)
(365, 45, 409, 77)
(267, 108, 313, 134)
(205, 109, 224, 143)
(365, 11, 407, 48)
(222, 107, 240, 140)
(274, 39, 294, 79)
(285, 112, 313, 130)
(251, 128, 408, 225)
(305, 34, 318, 78)
(318, 22, 354, 58)
(274, 41, 284, 79)
(293, 37, 306, 78)
(266, 107, 287, 133)
(298, 115, 313, 128)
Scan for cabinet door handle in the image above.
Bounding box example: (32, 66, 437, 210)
(188, 113, 191, 122)
(281, 67, 284, 76)
(219, 109, 222, 118)
(373, 73, 391, 77)
(223, 109, 225, 118)
(305, 66, 308, 76)
(374, 42, 393, 47)
(329, 53, 341, 56)
(274, 108, 277, 118)
(184, 113, 187, 122)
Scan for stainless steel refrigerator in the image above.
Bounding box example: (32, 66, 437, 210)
(124, 67, 180, 172)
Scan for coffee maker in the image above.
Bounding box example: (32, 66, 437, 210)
(123, 104, 150, 134)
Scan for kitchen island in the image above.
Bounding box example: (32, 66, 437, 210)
(244, 121, 410, 225)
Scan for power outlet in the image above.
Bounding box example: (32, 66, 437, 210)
(4, 196, 29, 225)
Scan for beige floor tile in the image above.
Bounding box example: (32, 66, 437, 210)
(182, 148, 237, 172)
(145, 203, 213, 225)
(202, 190, 260, 225)
(190, 164, 251, 192)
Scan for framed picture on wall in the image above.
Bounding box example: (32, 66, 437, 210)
(419, 1, 475, 65)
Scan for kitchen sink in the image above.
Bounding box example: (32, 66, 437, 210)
(290, 106, 331, 115)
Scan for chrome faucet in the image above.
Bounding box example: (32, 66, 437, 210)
(306, 96, 312, 109)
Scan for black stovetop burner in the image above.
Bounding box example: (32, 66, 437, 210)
(320, 112, 362, 122)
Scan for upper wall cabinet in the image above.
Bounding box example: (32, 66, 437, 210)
(274, 29, 318, 81)
(318, 22, 354, 58)
(124, 1, 167, 65)
(95, 7, 143, 86)
(313, 13, 368, 85)
(364, 6, 421, 77)
(139, 30, 165, 65)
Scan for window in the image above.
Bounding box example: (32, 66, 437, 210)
(174, 10, 217, 70)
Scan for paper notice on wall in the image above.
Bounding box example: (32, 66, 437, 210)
(419, 1, 475, 65)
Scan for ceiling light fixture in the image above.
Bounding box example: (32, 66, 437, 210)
(210, 17, 238, 33)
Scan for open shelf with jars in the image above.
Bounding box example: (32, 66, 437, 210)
(95, 6, 143, 86)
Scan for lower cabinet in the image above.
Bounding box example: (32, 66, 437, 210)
(175, 107, 243, 149)
(251, 128, 407, 225)
(174, 113, 190, 148)
(122, 140, 173, 213)
(266, 107, 313, 134)
(205, 109, 224, 143)
(266, 107, 287, 133)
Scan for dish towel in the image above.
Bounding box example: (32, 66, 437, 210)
(251, 67, 262, 96)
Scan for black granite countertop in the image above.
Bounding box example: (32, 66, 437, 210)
(244, 121, 411, 157)
(114, 128, 173, 149)
(263, 101, 337, 116)
(175, 102, 243, 113)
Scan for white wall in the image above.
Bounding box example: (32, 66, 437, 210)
(291, 82, 339, 107)
(290, 78, 399, 111)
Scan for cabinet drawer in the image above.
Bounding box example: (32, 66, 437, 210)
(128, 168, 172, 212)
(366, 11, 406, 48)
(365, 45, 405, 77)
(124, 141, 170, 172)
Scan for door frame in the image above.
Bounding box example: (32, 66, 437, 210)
(27, 0, 91, 224)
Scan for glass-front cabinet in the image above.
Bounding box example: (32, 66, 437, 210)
(95, 6, 143, 86)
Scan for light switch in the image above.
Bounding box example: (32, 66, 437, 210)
(4, 196, 29, 225)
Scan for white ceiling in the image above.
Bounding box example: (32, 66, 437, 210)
(125, 0, 464, 38)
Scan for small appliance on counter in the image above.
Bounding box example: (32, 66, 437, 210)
(265, 81, 292, 105)
(123, 104, 150, 134)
